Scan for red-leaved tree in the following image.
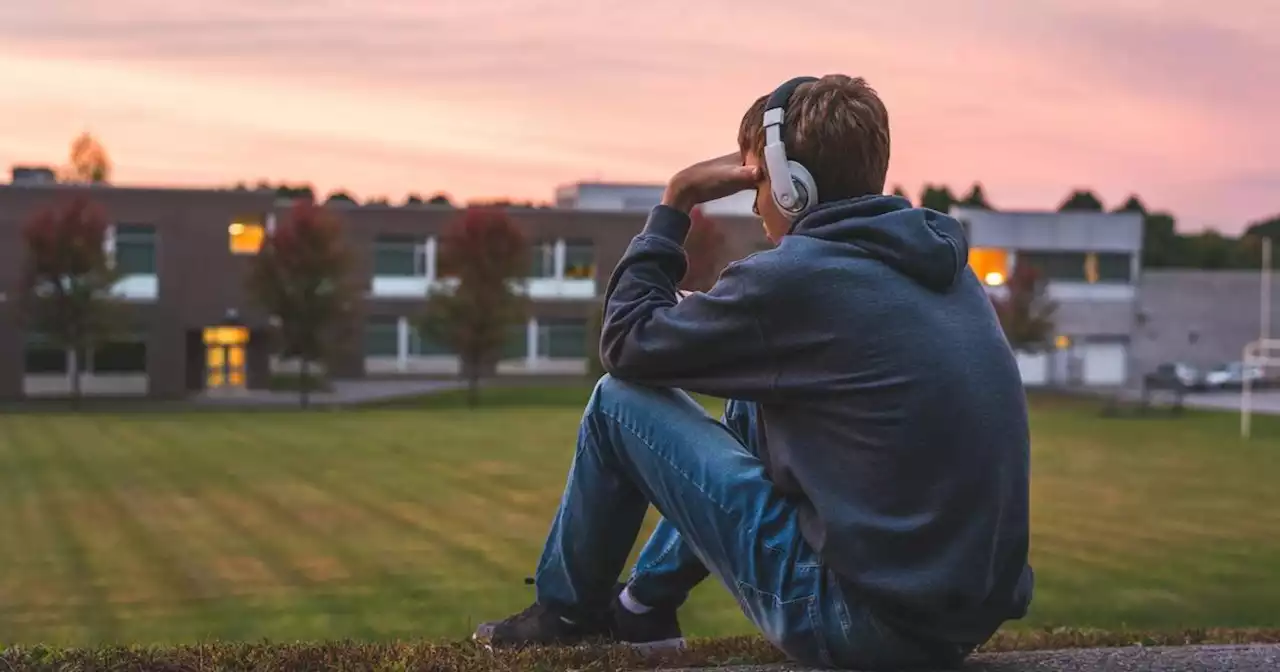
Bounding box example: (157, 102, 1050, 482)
(247, 200, 356, 408)
(991, 263, 1057, 352)
(419, 207, 530, 407)
(19, 197, 122, 404)
(680, 207, 727, 292)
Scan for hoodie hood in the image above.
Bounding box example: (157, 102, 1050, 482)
(788, 194, 969, 292)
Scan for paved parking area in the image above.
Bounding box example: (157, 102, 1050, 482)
(1184, 390, 1280, 415)
(698, 644, 1280, 671)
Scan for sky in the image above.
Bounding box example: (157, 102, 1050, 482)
(0, 0, 1274, 233)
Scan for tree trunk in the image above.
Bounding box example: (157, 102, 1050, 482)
(466, 355, 480, 408)
(299, 358, 311, 410)
(69, 347, 81, 410)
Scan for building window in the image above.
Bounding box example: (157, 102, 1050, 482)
(530, 240, 557, 278)
(373, 237, 425, 277)
(22, 332, 146, 374)
(113, 224, 157, 275)
(1017, 252, 1131, 283)
(563, 240, 595, 280)
(363, 317, 399, 357)
(91, 337, 148, 373)
(409, 325, 453, 356)
(23, 333, 67, 374)
(968, 248, 1010, 286)
(1091, 252, 1132, 282)
(537, 319, 588, 358)
(228, 215, 266, 255)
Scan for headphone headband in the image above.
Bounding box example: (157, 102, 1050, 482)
(764, 76, 818, 114)
(763, 76, 819, 217)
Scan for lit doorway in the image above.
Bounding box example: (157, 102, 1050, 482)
(203, 324, 249, 391)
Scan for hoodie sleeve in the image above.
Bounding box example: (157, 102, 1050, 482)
(599, 205, 779, 400)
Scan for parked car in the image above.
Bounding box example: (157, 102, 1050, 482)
(1147, 362, 1203, 391)
(1203, 361, 1266, 390)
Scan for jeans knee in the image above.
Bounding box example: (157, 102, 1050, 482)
(586, 375, 704, 430)
(589, 373, 646, 408)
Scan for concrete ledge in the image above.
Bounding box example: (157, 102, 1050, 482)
(0, 640, 1273, 671)
(678, 644, 1280, 671)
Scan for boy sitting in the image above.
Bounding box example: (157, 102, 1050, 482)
(473, 74, 1033, 670)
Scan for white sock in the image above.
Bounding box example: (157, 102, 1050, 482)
(619, 585, 653, 614)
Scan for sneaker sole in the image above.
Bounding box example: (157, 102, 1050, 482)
(625, 637, 687, 654)
(473, 632, 687, 654)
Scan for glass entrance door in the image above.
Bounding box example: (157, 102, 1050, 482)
(202, 326, 249, 391)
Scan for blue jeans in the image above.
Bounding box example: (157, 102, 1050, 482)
(533, 375, 946, 670)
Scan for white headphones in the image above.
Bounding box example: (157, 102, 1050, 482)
(763, 76, 820, 221)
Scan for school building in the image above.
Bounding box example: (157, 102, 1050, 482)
(7, 177, 1249, 400)
(0, 182, 768, 400)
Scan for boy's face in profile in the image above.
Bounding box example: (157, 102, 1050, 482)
(743, 151, 790, 245)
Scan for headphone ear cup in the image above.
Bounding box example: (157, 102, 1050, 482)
(783, 161, 818, 219)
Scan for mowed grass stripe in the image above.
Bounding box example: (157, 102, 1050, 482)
(241, 413, 530, 582)
(261, 410, 589, 631)
(87, 415, 334, 643)
(84, 415, 239, 610)
(137, 415, 425, 641)
(41, 416, 218, 634)
(0, 419, 43, 638)
(198, 411, 514, 637)
(1031, 511, 1280, 565)
(127, 413, 481, 641)
(6, 418, 121, 642)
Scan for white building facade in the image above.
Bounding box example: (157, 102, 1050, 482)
(555, 181, 757, 216)
(952, 207, 1145, 389)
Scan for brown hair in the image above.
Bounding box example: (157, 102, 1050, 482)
(737, 74, 890, 202)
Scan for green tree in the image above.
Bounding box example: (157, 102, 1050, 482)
(275, 184, 316, 201)
(1114, 194, 1173, 267)
(919, 183, 957, 213)
(1142, 211, 1182, 267)
(326, 190, 356, 205)
(246, 201, 357, 408)
(1058, 190, 1104, 212)
(1114, 195, 1146, 215)
(960, 182, 991, 209)
(428, 193, 454, 206)
(1180, 231, 1250, 269)
(1243, 213, 1280, 241)
(890, 185, 910, 202)
(419, 207, 530, 407)
(19, 197, 122, 405)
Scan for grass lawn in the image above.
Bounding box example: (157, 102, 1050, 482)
(0, 386, 1277, 648)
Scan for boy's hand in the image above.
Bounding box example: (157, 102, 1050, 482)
(661, 153, 761, 214)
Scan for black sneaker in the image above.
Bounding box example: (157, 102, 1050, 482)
(472, 601, 610, 648)
(610, 583, 687, 653)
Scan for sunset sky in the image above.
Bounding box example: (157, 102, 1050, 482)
(0, 0, 1274, 232)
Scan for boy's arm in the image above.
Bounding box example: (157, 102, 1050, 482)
(599, 204, 780, 400)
